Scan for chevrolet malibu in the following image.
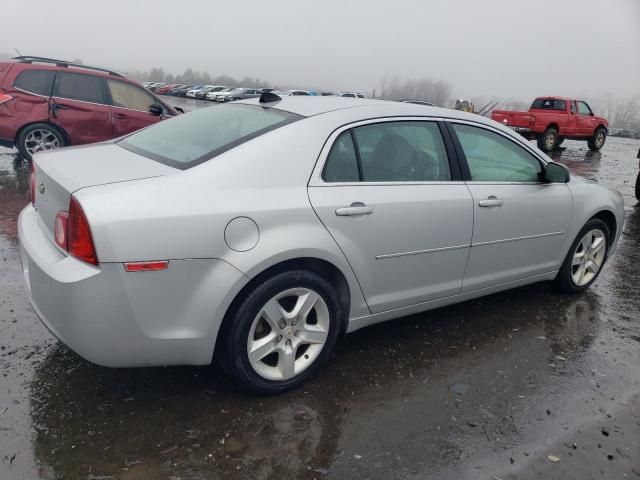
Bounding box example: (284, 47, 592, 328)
(19, 95, 625, 394)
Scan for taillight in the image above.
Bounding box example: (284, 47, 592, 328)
(67, 197, 98, 265)
(54, 211, 68, 250)
(30, 162, 36, 206)
(0, 93, 12, 105)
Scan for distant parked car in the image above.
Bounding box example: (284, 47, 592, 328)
(214, 88, 262, 102)
(168, 85, 194, 96)
(195, 85, 227, 100)
(157, 84, 182, 95)
(336, 92, 365, 98)
(19, 97, 625, 394)
(492, 97, 609, 153)
(276, 90, 310, 96)
(0, 56, 179, 160)
(206, 87, 233, 101)
(186, 85, 212, 98)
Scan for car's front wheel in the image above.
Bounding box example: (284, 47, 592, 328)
(588, 127, 607, 151)
(17, 123, 66, 161)
(554, 218, 610, 293)
(221, 270, 342, 394)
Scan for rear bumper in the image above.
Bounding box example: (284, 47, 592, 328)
(18, 205, 248, 367)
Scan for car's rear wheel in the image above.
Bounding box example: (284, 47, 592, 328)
(537, 127, 558, 152)
(588, 127, 607, 151)
(557, 137, 565, 146)
(17, 123, 66, 161)
(553, 218, 610, 293)
(221, 270, 342, 394)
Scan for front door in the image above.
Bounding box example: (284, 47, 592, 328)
(50, 71, 112, 145)
(449, 122, 573, 292)
(106, 79, 164, 137)
(576, 101, 596, 136)
(309, 120, 473, 314)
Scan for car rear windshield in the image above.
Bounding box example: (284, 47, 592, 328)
(531, 98, 566, 111)
(118, 104, 302, 169)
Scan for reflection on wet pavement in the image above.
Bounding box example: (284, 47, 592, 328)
(0, 134, 639, 479)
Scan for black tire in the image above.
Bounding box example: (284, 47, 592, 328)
(16, 123, 66, 161)
(220, 270, 342, 394)
(587, 127, 607, 151)
(553, 218, 610, 293)
(537, 127, 559, 152)
(635, 171, 640, 202)
(557, 137, 565, 146)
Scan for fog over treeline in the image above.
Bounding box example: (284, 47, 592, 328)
(2, 51, 638, 130)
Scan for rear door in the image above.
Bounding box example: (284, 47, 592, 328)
(106, 79, 164, 137)
(308, 119, 473, 314)
(448, 122, 572, 292)
(50, 71, 112, 145)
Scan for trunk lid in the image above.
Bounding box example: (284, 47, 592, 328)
(33, 142, 176, 238)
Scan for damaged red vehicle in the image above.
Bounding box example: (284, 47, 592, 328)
(0, 56, 179, 160)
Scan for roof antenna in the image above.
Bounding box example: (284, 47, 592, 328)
(259, 91, 281, 104)
(14, 48, 23, 57)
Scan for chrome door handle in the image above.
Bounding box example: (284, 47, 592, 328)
(335, 204, 374, 216)
(478, 197, 503, 208)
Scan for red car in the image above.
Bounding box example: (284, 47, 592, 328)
(0, 56, 180, 160)
(156, 83, 182, 95)
(491, 97, 608, 153)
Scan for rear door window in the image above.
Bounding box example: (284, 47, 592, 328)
(353, 121, 451, 182)
(323, 131, 360, 182)
(14, 70, 55, 96)
(53, 72, 106, 104)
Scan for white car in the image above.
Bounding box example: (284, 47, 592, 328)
(276, 90, 311, 96)
(207, 87, 231, 101)
(19, 96, 625, 394)
(336, 92, 365, 98)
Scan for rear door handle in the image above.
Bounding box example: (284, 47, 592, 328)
(335, 204, 374, 216)
(478, 197, 503, 208)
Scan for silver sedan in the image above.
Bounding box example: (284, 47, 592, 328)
(19, 96, 625, 393)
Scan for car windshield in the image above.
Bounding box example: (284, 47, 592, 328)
(118, 104, 302, 169)
(531, 98, 566, 111)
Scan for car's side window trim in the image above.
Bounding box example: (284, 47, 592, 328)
(313, 117, 462, 186)
(349, 129, 364, 181)
(445, 119, 549, 184)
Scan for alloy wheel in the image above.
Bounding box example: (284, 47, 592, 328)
(24, 129, 60, 156)
(595, 131, 605, 148)
(571, 229, 606, 287)
(247, 288, 330, 381)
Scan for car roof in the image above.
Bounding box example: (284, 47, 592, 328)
(237, 96, 496, 125)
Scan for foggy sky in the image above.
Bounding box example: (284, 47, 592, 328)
(2, 0, 639, 100)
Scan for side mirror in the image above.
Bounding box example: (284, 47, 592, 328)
(545, 161, 570, 183)
(174, 107, 185, 114)
(149, 104, 163, 116)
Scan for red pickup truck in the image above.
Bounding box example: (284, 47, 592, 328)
(491, 97, 608, 153)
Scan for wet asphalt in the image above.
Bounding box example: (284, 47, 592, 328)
(0, 98, 639, 479)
